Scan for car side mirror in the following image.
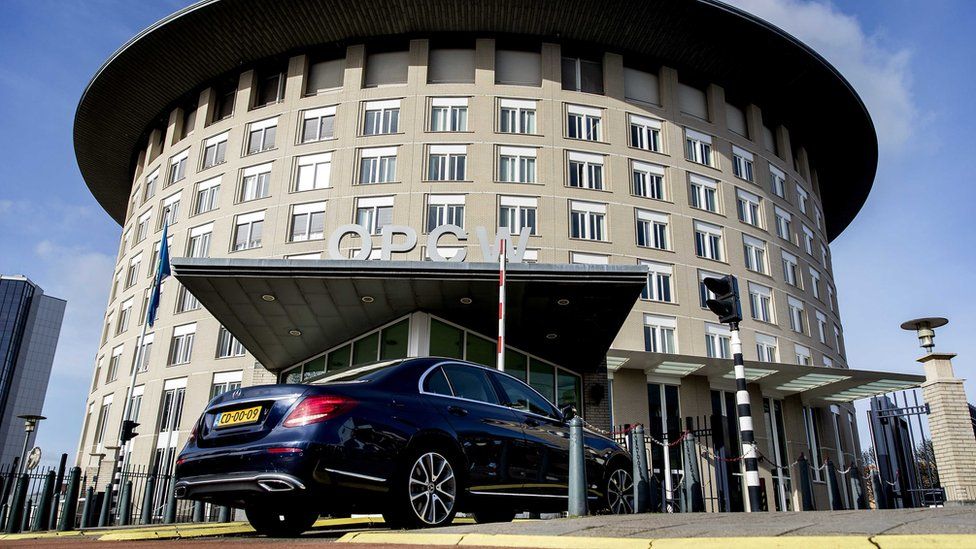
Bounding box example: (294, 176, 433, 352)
(560, 404, 577, 421)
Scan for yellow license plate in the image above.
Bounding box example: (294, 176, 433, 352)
(215, 405, 262, 428)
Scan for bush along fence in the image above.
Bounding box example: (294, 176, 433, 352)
(0, 456, 238, 533)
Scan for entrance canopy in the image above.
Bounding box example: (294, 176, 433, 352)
(171, 258, 647, 373)
(607, 350, 924, 404)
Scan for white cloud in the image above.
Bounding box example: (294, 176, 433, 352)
(726, 0, 917, 152)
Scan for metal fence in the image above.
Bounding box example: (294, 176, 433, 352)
(0, 456, 237, 533)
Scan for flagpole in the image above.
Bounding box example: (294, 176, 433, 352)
(497, 237, 507, 372)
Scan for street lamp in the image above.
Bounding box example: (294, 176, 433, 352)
(900, 317, 948, 353)
(16, 414, 45, 476)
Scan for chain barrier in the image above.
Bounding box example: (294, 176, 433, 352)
(609, 423, 692, 448)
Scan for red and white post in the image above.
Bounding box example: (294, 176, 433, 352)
(497, 238, 507, 372)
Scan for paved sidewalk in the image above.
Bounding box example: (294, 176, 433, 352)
(429, 507, 976, 538)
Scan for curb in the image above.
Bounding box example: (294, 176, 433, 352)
(336, 532, 976, 548)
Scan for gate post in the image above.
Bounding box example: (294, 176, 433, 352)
(796, 454, 816, 510)
(567, 417, 587, 517)
(681, 418, 705, 512)
(632, 425, 650, 513)
(917, 353, 976, 504)
(825, 458, 845, 510)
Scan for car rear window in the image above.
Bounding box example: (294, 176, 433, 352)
(442, 364, 499, 404)
(310, 360, 403, 384)
(423, 366, 453, 396)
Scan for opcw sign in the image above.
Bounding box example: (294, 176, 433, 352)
(326, 225, 532, 263)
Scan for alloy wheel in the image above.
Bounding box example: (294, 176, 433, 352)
(408, 451, 456, 525)
(607, 468, 635, 514)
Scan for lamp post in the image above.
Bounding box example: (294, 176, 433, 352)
(899, 317, 948, 353)
(16, 415, 45, 476)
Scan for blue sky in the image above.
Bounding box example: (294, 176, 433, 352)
(1, 0, 974, 464)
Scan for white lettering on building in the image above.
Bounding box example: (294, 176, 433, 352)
(326, 225, 531, 263)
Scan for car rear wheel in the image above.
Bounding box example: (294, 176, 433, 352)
(604, 465, 635, 514)
(245, 505, 319, 537)
(472, 509, 515, 523)
(384, 450, 459, 529)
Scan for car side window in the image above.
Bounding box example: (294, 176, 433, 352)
(441, 364, 500, 405)
(423, 366, 453, 396)
(492, 372, 559, 420)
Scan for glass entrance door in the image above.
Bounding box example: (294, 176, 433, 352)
(763, 397, 793, 511)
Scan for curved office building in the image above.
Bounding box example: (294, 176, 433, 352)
(75, 0, 920, 513)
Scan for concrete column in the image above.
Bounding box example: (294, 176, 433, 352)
(918, 352, 976, 504)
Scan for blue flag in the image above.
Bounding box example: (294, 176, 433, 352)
(146, 222, 171, 327)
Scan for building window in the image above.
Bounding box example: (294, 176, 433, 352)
(802, 224, 815, 255)
(834, 325, 845, 356)
(143, 169, 159, 203)
(694, 221, 723, 261)
(194, 176, 220, 214)
(246, 118, 277, 155)
(363, 100, 400, 135)
(685, 129, 713, 167)
(736, 189, 763, 228)
(732, 146, 755, 182)
(426, 194, 465, 232)
(117, 299, 133, 335)
(169, 151, 188, 185)
(159, 193, 181, 229)
(569, 200, 606, 241)
(148, 238, 170, 278)
(125, 253, 142, 288)
(201, 132, 228, 169)
(498, 146, 536, 183)
(94, 396, 113, 445)
(428, 145, 467, 181)
(212, 80, 236, 122)
(359, 147, 398, 184)
(211, 373, 243, 404)
(106, 346, 123, 382)
(803, 407, 823, 480)
(756, 333, 778, 362)
(364, 48, 409, 87)
(499, 99, 536, 134)
(623, 66, 660, 105)
(305, 55, 344, 95)
(499, 195, 538, 236)
(216, 327, 246, 359)
(428, 46, 475, 84)
(678, 82, 708, 120)
(495, 47, 542, 86)
(770, 165, 786, 198)
(820, 243, 830, 269)
(240, 163, 272, 202)
(775, 207, 792, 242)
(168, 324, 196, 365)
(561, 54, 603, 94)
(232, 211, 264, 251)
(290, 201, 326, 242)
(632, 161, 665, 200)
(640, 260, 673, 303)
(629, 114, 662, 152)
(567, 152, 604, 190)
(295, 153, 332, 191)
(135, 211, 151, 244)
(254, 67, 285, 107)
(175, 283, 200, 313)
(788, 296, 805, 334)
(643, 314, 676, 354)
(809, 267, 822, 300)
(187, 223, 213, 258)
(749, 283, 774, 323)
(355, 196, 394, 236)
(705, 323, 731, 359)
(826, 284, 834, 311)
(566, 104, 602, 141)
(132, 337, 152, 374)
(689, 174, 718, 213)
(636, 210, 669, 250)
(430, 98, 468, 132)
(782, 251, 799, 287)
(796, 185, 809, 215)
(816, 310, 829, 345)
(743, 235, 768, 274)
(814, 206, 823, 231)
(301, 106, 336, 143)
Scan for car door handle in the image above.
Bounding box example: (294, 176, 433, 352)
(447, 405, 468, 416)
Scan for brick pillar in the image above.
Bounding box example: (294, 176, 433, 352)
(582, 371, 611, 431)
(918, 353, 976, 504)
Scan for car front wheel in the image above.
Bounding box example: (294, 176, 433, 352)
(245, 504, 318, 537)
(384, 450, 459, 529)
(604, 465, 635, 514)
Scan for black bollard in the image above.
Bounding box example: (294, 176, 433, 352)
(796, 453, 816, 510)
(49, 454, 67, 530)
(20, 498, 32, 533)
(97, 484, 113, 527)
(32, 471, 55, 531)
(57, 467, 81, 532)
(164, 478, 177, 524)
(0, 504, 8, 532)
(631, 425, 650, 513)
(218, 506, 231, 523)
(140, 475, 156, 525)
(79, 487, 94, 528)
(118, 481, 132, 526)
(682, 420, 705, 512)
(850, 464, 867, 510)
(871, 471, 888, 510)
(6, 474, 29, 534)
(192, 501, 205, 522)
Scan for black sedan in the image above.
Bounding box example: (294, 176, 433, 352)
(174, 357, 634, 535)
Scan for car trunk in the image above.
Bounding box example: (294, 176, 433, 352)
(196, 384, 308, 448)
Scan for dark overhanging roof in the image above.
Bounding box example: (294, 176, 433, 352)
(75, 0, 876, 241)
(170, 258, 647, 372)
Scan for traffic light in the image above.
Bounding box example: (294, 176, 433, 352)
(120, 420, 140, 444)
(703, 275, 742, 325)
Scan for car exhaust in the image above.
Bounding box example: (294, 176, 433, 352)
(258, 479, 296, 492)
(174, 485, 187, 498)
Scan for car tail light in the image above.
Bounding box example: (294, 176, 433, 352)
(268, 447, 302, 455)
(282, 395, 355, 428)
(187, 419, 200, 443)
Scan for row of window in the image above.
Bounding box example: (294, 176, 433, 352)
(643, 313, 842, 367)
(94, 323, 245, 392)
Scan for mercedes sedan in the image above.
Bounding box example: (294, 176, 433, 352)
(174, 357, 634, 535)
